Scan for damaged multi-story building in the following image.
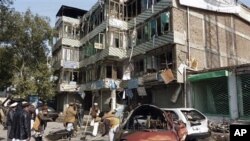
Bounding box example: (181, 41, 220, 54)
(52, 0, 250, 120)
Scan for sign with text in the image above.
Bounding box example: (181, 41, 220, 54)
(230, 124, 250, 141)
(63, 60, 79, 69)
(179, 0, 238, 13)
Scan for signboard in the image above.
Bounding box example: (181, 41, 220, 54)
(179, 0, 238, 13)
(94, 43, 103, 49)
(63, 60, 79, 69)
(143, 73, 158, 82)
(60, 84, 78, 92)
(160, 69, 175, 84)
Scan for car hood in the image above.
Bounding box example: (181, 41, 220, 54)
(121, 130, 178, 141)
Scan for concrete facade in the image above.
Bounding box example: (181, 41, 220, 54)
(52, 0, 250, 112)
(173, 2, 250, 73)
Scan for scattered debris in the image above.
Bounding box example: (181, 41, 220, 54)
(208, 120, 229, 133)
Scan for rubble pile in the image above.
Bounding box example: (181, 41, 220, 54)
(208, 121, 229, 133)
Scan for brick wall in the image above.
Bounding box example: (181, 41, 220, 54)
(172, 3, 250, 72)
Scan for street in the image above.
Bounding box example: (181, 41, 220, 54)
(0, 121, 108, 141)
(0, 121, 229, 141)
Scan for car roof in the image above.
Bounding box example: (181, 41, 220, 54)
(161, 108, 198, 111)
(122, 104, 167, 127)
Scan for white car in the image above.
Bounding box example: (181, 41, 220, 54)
(161, 108, 211, 141)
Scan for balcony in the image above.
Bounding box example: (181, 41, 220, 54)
(53, 38, 81, 52)
(79, 78, 121, 91)
(79, 47, 127, 67)
(108, 18, 128, 30)
(55, 16, 81, 28)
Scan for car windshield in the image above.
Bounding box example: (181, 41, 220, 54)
(181, 110, 205, 121)
(124, 105, 168, 130)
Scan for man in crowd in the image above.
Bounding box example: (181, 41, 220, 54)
(6, 102, 18, 141)
(90, 102, 100, 137)
(9, 102, 31, 141)
(78, 103, 84, 128)
(100, 110, 120, 141)
(32, 104, 52, 141)
(64, 102, 77, 140)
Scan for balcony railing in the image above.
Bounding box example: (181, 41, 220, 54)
(79, 47, 127, 67)
(53, 60, 79, 71)
(79, 78, 121, 91)
(53, 38, 81, 52)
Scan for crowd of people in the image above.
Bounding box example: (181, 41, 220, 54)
(5, 101, 51, 141)
(2, 99, 188, 141)
(88, 102, 120, 141)
(63, 101, 121, 141)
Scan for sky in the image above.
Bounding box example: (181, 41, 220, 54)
(12, 0, 98, 27)
(12, 0, 250, 27)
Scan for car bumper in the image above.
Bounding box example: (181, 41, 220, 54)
(186, 131, 211, 140)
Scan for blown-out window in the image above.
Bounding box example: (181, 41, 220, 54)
(151, 19, 157, 37)
(63, 48, 79, 61)
(144, 23, 150, 41)
(161, 12, 170, 33)
(106, 65, 112, 78)
(110, 31, 123, 48)
(134, 59, 144, 76)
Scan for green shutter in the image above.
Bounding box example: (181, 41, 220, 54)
(188, 70, 229, 82)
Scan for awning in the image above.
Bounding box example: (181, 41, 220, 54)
(188, 70, 229, 82)
(119, 79, 138, 89)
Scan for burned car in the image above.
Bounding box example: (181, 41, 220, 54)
(115, 104, 181, 141)
(161, 108, 211, 141)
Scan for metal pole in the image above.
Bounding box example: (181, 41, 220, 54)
(101, 90, 103, 111)
(111, 89, 116, 111)
(184, 66, 187, 108)
(187, 6, 190, 61)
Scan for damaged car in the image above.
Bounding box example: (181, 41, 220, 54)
(115, 104, 186, 141)
(161, 108, 211, 141)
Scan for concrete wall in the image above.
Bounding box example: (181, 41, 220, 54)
(151, 84, 183, 108)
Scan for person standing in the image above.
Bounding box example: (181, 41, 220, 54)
(100, 111, 120, 141)
(9, 102, 31, 141)
(32, 105, 52, 141)
(77, 103, 84, 128)
(63, 102, 77, 140)
(6, 102, 17, 141)
(90, 103, 100, 137)
(40, 104, 49, 130)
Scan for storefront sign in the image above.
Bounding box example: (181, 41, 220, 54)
(60, 83, 78, 92)
(94, 43, 103, 49)
(63, 60, 79, 69)
(143, 73, 158, 82)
